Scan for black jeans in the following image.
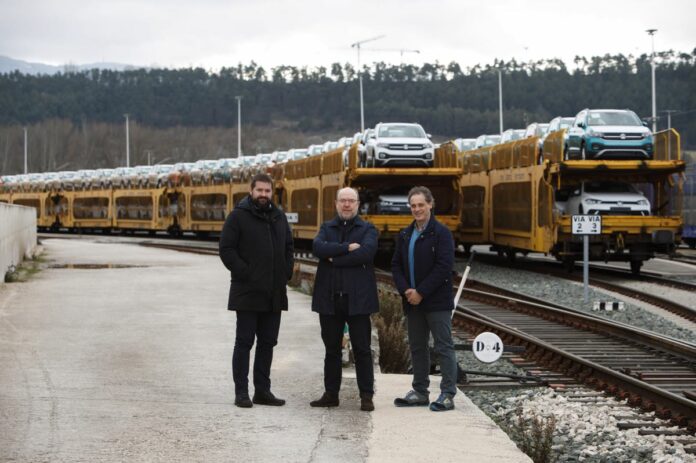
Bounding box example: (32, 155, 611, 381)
(319, 296, 374, 395)
(232, 311, 281, 395)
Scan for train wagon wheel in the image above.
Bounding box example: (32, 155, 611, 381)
(630, 260, 643, 275)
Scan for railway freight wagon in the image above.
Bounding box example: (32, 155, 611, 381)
(682, 157, 696, 248)
(453, 129, 684, 273)
(279, 143, 462, 247)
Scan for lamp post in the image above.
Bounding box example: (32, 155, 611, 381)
(498, 70, 504, 135)
(124, 114, 130, 167)
(23, 127, 28, 174)
(351, 35, 385, 132)
(646, 29, 657, 133)
(235, 96, 242, 157)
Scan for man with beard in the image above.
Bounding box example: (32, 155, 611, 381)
(219, 173, 294, 408)
(310, 187, 379, 411)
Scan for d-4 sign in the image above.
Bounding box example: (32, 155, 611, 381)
(572, 215, 602, 235)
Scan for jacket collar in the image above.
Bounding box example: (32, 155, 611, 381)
(404, 216, 436, 236)
(238, 195, 281, 220)
(328, 214, 365, 228)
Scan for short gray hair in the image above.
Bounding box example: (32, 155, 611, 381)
(408, 186, 434, 206)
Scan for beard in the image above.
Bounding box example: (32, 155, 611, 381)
(252, 196, 271, 209)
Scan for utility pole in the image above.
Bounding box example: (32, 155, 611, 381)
(124, 114, 130, 167)
(23, 127, 28, 174)
(646, 29, 657, 133)
(351, 35, 385, 132)
(498, 70, 504, 135)
(235, 96, 242, 157)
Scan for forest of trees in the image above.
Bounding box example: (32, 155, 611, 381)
(0, 50, 694, 174)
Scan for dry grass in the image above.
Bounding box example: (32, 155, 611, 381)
(508, 408, 558, 463)
(373, 291, 411, 374)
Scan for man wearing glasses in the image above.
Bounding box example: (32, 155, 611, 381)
(310, 187, 379, 411)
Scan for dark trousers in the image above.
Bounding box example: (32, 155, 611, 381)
(319, 296, 374, 395)
(232, 311, 281, 395)
(406, 309, 457, 396)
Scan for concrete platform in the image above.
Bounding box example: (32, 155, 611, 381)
(0, 238, 530, 462)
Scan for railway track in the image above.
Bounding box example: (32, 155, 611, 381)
(294, 256, 696, 431)
(462, 252, 696, 324)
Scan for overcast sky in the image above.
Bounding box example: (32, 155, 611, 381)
(2, 0, 694, 71)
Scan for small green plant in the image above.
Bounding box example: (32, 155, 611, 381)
(4, 264, 19, 283)
(373, 291, 410, 373)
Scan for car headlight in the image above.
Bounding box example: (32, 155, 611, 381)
(424, 142, 433, 149)
(377, 143, 389, 148)
(584, 198, 601, 204)
(586, 128, 603, 137)
(381, 201, 392, 206)
(638, 199, 649, 206)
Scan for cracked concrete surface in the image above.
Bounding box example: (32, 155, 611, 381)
(0, 238, 529, 462)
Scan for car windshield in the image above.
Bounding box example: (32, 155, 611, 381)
(484, 135, 501, 146)
(378, 125, 426, 138)
(588, 111, 641, 127)
(584, 182, 634, 193)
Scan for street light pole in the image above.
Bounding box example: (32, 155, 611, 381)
(498, 70, 504, 135)
(124, 114, 130, 167)
(646, 29, 657, 133)
(351, 35, 385, 132)
(235, 96, 242, 157)
(23, 127, 28, 174)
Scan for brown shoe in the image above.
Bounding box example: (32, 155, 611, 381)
(360, 392, 374, 412)
(310, 392, 339, 407)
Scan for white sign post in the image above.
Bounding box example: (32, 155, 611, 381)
(572, 215, 602, 303)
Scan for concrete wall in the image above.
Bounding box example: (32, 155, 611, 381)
(0, 203, 37, 278)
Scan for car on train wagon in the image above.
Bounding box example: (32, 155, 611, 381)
(453, 138, 476, 152)
(564, 181, 651, 216)
(500, 129, 526, 144)
(474, 134, 501, 149)
(566, 109, 653, 160)
(364, 122, 435, 167)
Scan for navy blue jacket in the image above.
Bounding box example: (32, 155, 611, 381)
(391, 217, 454, 313)
(311, 215, 379, 316)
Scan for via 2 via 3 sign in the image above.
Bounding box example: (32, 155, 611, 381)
(572, 215, 602, 235)
(472, 332, 504, 363)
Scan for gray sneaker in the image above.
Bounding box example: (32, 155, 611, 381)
(394, 390, 429, 407)
(429, 393, 454, 412)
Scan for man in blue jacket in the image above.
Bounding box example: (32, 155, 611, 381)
(391, 186, 457, 411)
(310, 187, 379, 411)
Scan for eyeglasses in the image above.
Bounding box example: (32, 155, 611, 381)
(337, 199, 358, 204)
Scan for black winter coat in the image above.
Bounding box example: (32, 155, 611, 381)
(391, 217, 455, 313)
(311, 215, 379, 316)
(219, 196, 294, 312)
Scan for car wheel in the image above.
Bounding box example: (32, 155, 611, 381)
(578, 205, 584, 214)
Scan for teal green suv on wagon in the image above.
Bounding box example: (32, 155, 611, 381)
(566, 109, 653, 160)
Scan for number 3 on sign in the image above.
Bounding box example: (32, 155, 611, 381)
(572, 215, 602, 235)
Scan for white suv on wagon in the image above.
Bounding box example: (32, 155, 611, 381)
(364, 122, 435, 167)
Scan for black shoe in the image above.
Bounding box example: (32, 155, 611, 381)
(252, 390, 286, 406)
(360, 392, 374, 412)
(235, 393, 253, 408)
(310, 392, 339, 407)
